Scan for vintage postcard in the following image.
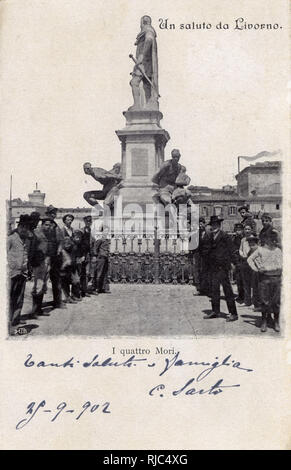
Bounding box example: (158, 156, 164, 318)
(0, 0, 290, 450)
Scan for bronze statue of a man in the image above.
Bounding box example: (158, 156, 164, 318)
(83, 162, 122, 208)
(152, 149, 191, 206)
(129, 15, 159, 111)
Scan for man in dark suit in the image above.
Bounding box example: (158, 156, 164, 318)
(204, 216, 238, 321)
(193, 217, 212, 296)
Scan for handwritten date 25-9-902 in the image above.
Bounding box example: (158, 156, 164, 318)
(16, 400, 111, 430)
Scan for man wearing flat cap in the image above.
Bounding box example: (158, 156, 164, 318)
(238, 205, 256, 231)
(204, 215, 238, 321)
(7, 214, 31, 331)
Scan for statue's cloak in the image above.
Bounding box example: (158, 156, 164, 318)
(135, 25, 159, 94)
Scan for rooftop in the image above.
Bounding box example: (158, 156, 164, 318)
(236, 160, 282, 178)
(188, 185, 242, 201)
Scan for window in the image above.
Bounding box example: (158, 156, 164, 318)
(276, 204, 280, 210)
(201, 206, 208, 217)
(228, 206, 237, 216)
(214, 206, 222, 216)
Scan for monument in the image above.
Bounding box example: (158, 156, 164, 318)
(115, 15, 170, 219)
(81, 15, 197, 281)
(84, 15, 193, 234)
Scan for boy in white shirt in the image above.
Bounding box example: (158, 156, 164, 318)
(247, 230, 282, 333)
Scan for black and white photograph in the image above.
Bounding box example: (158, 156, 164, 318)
(0, 0, 290, 451)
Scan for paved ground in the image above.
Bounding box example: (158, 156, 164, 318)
(13, 280, 280, 337)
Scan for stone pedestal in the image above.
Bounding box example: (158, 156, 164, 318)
(115, 110, 170, 215)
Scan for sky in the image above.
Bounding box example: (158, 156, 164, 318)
(0, 0, 289, 208)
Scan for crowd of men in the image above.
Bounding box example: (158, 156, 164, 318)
(193, 206, 282, 333)
(7, 205, 110, 335)
(8, 204, 282, 336)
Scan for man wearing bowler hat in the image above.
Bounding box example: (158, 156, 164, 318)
(204, 215, 238, 321)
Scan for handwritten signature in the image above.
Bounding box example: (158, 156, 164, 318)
(149, 378, 240, 398)
(16, 351, 254, 428)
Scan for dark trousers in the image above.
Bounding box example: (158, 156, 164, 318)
(192, 252, 200, 286)
(72, 265, 81, 298)
(50, 256, 62, 307)
(259, 275, 281, 316)
(80, 261, 89, 295)
(199, 256, 210, 295)
(241, 261, 260, 306)
(93, 256, 109, 292)
(61, 266, 81, 299)
(10, 274, 27, 325)
(211, 268, 237, 315)
(61, 267, 72, 300)
(234, 264, 244, 300)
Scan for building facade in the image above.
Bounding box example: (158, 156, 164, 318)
(235, 160, 282, 230)
(189, 185, 246, 232)
(8, 187, 91, 232)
